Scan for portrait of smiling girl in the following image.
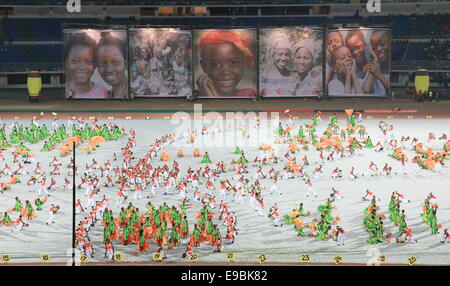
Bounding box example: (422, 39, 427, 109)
(65, 32, 108, 99)
(96, 32, 128, 99)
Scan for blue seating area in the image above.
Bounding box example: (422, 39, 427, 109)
(365, 15, 413, 38)
(2, 16, 331, 42)
(392, 40, 408, 61)
(333, 16, 364, 24)
(0, 44, 63, 72)
(392, 40, 449, 62)
(403, 45, 417, 62)
(404, 41, 449, 62)
(258, 16, 327, 27)
(0, 14, 447, 72)
(367, 16, 390, 25)
(412, 14, 449, 37)
(1, 15, 447, 42)
(2, 18, 103, 42)
(4, 15, 446, 42)
(391, 15, 413, 38)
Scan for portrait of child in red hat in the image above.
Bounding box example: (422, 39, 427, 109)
(195, 29, 257, 98)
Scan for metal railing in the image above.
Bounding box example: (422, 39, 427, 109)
(0, 63, 62, 72)
(1, 61, 449, 73)
(391, 61, 450, 70)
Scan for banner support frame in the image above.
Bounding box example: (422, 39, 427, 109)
(127, 24, 132, 101)
(256, 24, 261, 101)
(323, 23, 328, 101)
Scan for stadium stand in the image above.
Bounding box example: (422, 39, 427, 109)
(0, 13, 448, 72)
(0, 1, 447, 96)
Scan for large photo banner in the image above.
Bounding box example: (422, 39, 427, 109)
(326, 28, 391, 97)
(259, 27, 323, 97)
(129, 28, 192, 98)
(64, 29, 128, 99)
(193, 29, 257, 98)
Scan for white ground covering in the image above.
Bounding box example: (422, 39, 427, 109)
(0, 116, 449, 265)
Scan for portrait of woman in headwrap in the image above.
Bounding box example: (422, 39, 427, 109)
(260, 30, 296, 97)
(292, 39, 323, 96)
(259, 28, 323, 97)
(196, 30, 257, 98)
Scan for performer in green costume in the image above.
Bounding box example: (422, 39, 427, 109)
(200, 152, 212, 164)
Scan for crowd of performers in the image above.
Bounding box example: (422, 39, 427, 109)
(362, 190, 448, 244)
(0, 115, 124, 233)
(76, 199, 236, 260)
(282, 193, 346, 246)
(75, 128, 240, 260)
(274, 113, 448, 182)
(362, 190, 413, 244)
(1, 110, 449, 262)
